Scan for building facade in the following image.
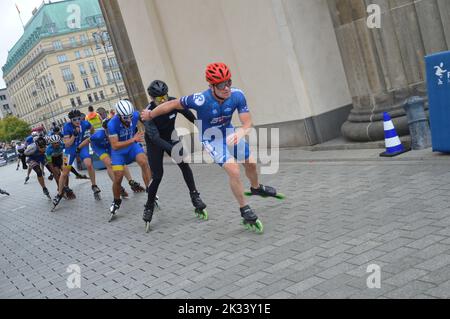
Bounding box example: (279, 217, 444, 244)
(2, 0, 128, 130)
(0, 88, 16, 119)
(99, 0, 450, 146)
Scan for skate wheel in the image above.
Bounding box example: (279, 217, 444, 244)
(145, 222, 151, 233)
(109, 214, 116, 223)
(254, 220, 264, 234)
(275, 193, 286, 200)
(195, 209, 208, 221)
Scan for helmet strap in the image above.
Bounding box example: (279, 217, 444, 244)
(211, 86, 226, 102)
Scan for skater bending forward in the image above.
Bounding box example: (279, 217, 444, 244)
(107, 100, 152, 222)
(142, 63, 282, 233)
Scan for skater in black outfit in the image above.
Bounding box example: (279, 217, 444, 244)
(142, 80, 207, 231)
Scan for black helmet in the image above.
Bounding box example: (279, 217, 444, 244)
(68, 109, 82, 119)
(147, 80, 168, 98)
(35, 137, 47, 148)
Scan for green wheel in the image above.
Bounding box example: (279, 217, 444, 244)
(244, 191, 253, 197)
(254, 220, 264, 234)
(195, 209, 209, 221)
(275, 193, 286, 200)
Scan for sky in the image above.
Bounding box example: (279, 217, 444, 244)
(0, 0, 63, 89)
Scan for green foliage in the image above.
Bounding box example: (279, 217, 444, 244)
(0, 116, 30, 142)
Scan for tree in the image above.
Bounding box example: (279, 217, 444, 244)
(0, 116, 30, 142)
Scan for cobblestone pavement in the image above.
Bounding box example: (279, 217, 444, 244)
(1, 154, 450, 299)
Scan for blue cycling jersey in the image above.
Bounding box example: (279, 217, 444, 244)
(46, 142, 65, 158)
(27, 144, 46, 163)
(107, 111, 140, 146)
(90, 129, 110, 150)
(180, 88, 249, 140)
(63, 121, 92, 151)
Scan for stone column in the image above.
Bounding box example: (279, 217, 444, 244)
(98, 0, 148, 110)
(327, 0, 450, 141)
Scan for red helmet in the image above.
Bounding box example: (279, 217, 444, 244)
(205, 62, 231, 85)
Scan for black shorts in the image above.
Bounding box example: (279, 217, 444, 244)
(51, 155, 63, 169)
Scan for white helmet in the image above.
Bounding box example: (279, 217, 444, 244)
(31, 131, 39, 137)
(115, 100, 134, 117)
(49, 135, 61, 144)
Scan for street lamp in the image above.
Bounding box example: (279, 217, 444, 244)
(92, 28, 122, 100)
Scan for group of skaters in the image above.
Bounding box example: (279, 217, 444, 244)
(7, 63, 284, 234)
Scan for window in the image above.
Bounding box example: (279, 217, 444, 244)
(70, 37, 77, 47)
(84, 48, 93, 57)
(119, 85, 126, 92)
(77, 96, 82, 106)
(78, 64, 87, 76)
(106, 72, 112, 83)
(53, 40, 62, 50)
(111, 88, 115, 94)
(94, 92, 99, 101)
(70, 98, 76, 107)
(83, 78, 91, 89)
(57, 54, 67, 63)
(93, 75, 101, 87)
(80, 34, 88, 45)
(61, 67, 73, 81)
(67, 82, 77, 93)
(75, 51, 81, 59)
(47, 23, 56, 34)
(99, 91, 105, 100)
(87, 94, 93, 103)
(109, 57, 118, 68)
(0, 95, 5, 101)
(88, 61, 96, 73)
(113, 71, 122, 81)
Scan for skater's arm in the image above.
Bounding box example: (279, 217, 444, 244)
(141, 99, 183, 121)
(78, 138, 91, 150)
(109, 132, 144, 151)
(226, 112, 254, 145)
(63, 134, 76, 148)
(24, 144, 37, 156)
(179, 109, 197, 124)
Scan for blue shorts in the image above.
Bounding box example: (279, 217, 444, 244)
(64, 146, 90, 167)
(111, 143, 144, 171)
(92, 144, 111, 160)
(203, 138, 250, 167)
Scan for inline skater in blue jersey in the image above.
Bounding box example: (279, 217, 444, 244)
(77, 118, 146, 198)
(107, 100, 152, 222)
(142, 63, 282, 234)
(52, 110, 100, 211)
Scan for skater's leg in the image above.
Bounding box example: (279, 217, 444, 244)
(243, 156, 260, 189)
(223, 161, 247, 208)
(101, 156, 115, 182)
(177, 162, 197, 193)
(33, 166, 46, 189)
(135, 153, 152, 188)
(147, 145, 164, 204)
(113, 170, 125, 200)
(58, 166, 71, 195)
(83, 158, 96, 186)
(71, 166, 82, 178)
(123, 166, 132, 183)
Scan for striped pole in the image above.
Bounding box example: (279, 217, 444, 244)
(380, 112, 410, 157)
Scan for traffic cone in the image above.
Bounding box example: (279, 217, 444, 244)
(380, 112, 410, 157)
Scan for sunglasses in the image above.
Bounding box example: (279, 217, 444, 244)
(71, 117, 81, 122)
(215, 80, 232, 90)
(154, 95, 169, 104)
(120, 115, 133, 121)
